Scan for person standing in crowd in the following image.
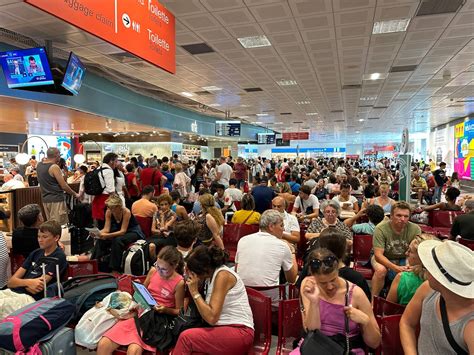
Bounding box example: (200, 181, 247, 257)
(92, 153, 118, 224)
(251, 176, 277, 214)
(371, 201, 421, 298)
(173, 163, 191, 198)
(139, 157, 167, 196)
(125, 163, 140, 204)
(36, 147, 79, 225)
(233, 156, 247, 188)
(216, 156, 233, 188)
(400, 240, 473, 354)
(433, 162, 448, 203)
(174, 246, 254, 354)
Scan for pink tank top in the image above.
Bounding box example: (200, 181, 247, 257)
(147, 271, 183, 308)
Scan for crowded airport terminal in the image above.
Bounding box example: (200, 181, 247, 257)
(0, 0, 473, 354)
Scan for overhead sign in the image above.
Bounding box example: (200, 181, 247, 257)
(25, 0, 176, 73)
(257, 133, 276, 144)
(282, 132, 309, 140)
(276, 138, 290, 147)
(215, 121, 241, 137)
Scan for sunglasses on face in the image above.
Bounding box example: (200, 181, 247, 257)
(309, 256, 338, 271)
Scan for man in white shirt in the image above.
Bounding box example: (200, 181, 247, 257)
(216, 156, 233, 188)
(10, 167, 24, 182)
(236, 209, 298, 289)
(92, 152, 117, 223)
(223, 179, 243, 212)
(0, 174, 25, 191)
(272, 196, 300, 244)
(291, 184, 320, 221)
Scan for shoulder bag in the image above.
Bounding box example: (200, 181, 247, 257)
(440, 296, 468, 355)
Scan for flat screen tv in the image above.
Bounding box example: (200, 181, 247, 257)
(0, 47, 54, 88)
(61, 52, 85, 95)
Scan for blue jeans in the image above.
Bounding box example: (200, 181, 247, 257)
(434, 186, 443, 203)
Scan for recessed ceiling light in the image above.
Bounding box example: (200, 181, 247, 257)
(360, 96, 377, 101)
(359, 118, 365, 122)
(355, 131, 360, 134)
(98, 133, 102, 136)
(179, 132, 182, 136)
(363, 73, 388, 81)
(153, 130, 156, 134)
(372, 19, 410, 34)
(274, 122, 284, 125)
(277, 79, 297, 86)
(209, 103, 221, 107)
(239, 115, 250, 119)
(296, 100, 311, 105)
(202, 86, 222, 91)
(180, 92, 194, 98)
(254, 121, 264, 124)
(306, 112, 318, 116)
(240, 104, 251, 108)
(237, 35, 271, 48)
(256, 113, 268, 117)
(33, 116, 39, 121)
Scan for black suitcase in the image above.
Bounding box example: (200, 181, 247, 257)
(68, 202, 93, 229)
(69, 227, 94, 255)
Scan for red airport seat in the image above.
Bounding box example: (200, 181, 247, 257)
(67, 259, 98, 278)
(428, 210, 463, 228)
(373, 296, 406, 318)
(10, 253, 25, 274)
(223, 223, 260, 262)
(246, 287, 272, 355)
(247, 284, 299, 301)
(276, 299, 303, 355)
(134, 216, 153, 239)
(117, 274, 148, 295)
(352, 234, 374, 280)
(458, 237, 474, 251)
(376, 314, 404, 355)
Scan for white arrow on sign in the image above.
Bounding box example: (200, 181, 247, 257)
(122, 13, 131, 28)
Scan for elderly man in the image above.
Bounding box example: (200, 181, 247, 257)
(272, 196, 300, 244)
(450, 200, 474, 240)
(236, 209, 298, 288)
(0, 174, 25, 191)
(371, 201, 421, 297)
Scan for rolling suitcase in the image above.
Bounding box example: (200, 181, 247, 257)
(40, 327, 76, 355)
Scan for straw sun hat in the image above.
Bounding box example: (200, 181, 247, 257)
(418, 240, 474, 299)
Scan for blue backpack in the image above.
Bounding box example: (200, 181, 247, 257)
(0, 297, 75, 352)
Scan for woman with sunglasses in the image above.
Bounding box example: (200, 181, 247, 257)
(296, 248, 381, 354)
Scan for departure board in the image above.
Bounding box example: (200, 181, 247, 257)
(215, 121, 241, 136)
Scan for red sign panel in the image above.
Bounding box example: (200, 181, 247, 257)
(373, 145, 395, 151)
(346, 155, 360, 160)
(282, 132, 309, 140)
(25, 0, 175, 73)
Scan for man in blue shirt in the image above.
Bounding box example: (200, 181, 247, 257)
(251, 176, 276, 214)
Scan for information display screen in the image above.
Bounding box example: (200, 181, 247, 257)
(216, 121, 241, 137)
(0, 47, 54, 88)
(257, 133, 276, 144)
(61, 52, 86, 95)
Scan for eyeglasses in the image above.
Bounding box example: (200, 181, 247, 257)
(309, 256, 338, 271)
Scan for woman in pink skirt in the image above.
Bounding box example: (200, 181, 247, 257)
(97, 246, 185, 354)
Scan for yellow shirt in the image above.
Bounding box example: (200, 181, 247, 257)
(231, 210, 261, 225)
(411, 178, 427, 190)
(429, 161, 436, 171)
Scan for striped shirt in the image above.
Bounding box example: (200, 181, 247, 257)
(0, 232, 9, 288)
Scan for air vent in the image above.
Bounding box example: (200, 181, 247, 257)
(181, 43, 215, 55)
(368, 117, 380, 120)
(416, 0, 464, 16)
(244, 87, 263, 92)
(194, 90, 212, 96)
(280, 112, 292, 115)
(342, 84, 362, 90)
(334, 119, 345, 122)
(373, 106, 388, 109)
(359, 105, 373, 108)
(390, 65, 418, 73)
(331, 110, 344, 113)
(293, 121, 303, 124)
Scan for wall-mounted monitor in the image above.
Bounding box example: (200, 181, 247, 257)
(61, 52, 85, 95)
(0, 47, 54, 89)
(216, 121, 241, 137)
(257, 133, 276, 144)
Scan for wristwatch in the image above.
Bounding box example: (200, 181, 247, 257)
(193, 293, 202, 300)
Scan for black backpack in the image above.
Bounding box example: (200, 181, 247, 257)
(122, 240, 150, 275)
(83, 167, 108, 196)
(69, 202, 93, 228)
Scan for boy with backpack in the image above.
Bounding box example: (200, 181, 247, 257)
(7, 220, 67, 300)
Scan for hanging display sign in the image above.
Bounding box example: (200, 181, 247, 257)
(282, 132, 309, 140)
(25, 0, 176, 73)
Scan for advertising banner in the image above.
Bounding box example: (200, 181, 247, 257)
(454, 119, 474, 181)
(27, 135, 72, 169)
(25, 0, 176, 73)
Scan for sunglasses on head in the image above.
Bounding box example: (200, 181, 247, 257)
(309, 256, 338, 271)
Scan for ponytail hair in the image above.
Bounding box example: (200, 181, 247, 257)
(157, 246, 184, 275)
(185, 245, 229, 276)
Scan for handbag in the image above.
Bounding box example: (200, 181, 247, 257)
(134, 310, 175, 352)
(172, 298, 207, 340)
(300, 280, 351, 355)
(440, 296, 468, 355)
